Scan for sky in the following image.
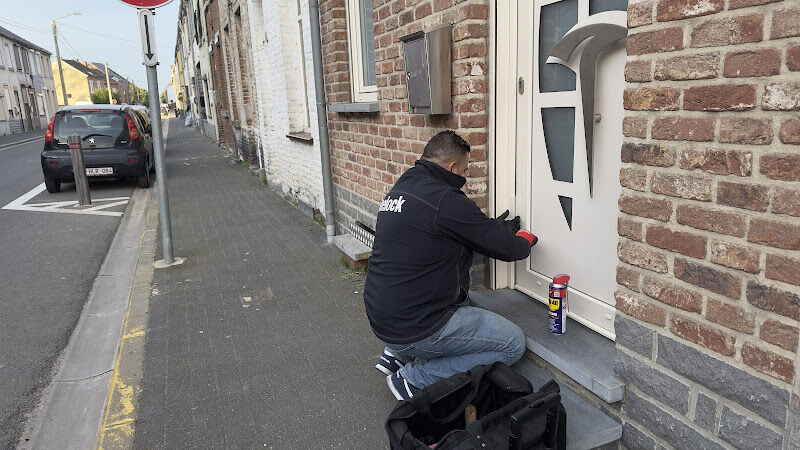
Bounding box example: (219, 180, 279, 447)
(1, 0, 180, 93)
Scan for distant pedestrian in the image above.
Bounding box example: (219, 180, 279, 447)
(364, 130, 538, 401)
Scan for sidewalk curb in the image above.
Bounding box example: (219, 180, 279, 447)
(0, 134, 44, 151)
(19, 187, 153, 449)
(95, 119, 170, 449)
(96, 186, 159, 449)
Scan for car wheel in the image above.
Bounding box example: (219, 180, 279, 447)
(44, 178, 61, 193)
(137, 168, 151, 188)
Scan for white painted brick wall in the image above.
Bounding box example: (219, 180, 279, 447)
(246, 0, 325, 215)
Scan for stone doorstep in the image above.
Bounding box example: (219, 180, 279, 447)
(333, 234, 372, 261)
(470, 289, 624, 404)
(512, 358, 622, 450)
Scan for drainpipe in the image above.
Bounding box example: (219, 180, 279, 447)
(309, 0, 336, 243)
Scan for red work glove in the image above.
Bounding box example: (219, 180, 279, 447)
(516, 229, 538, 247)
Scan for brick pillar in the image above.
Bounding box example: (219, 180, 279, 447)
(615, 2, 800, 448)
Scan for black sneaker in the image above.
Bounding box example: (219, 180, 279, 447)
(375, 349, 405, 375)
(387, 372, 420, 401)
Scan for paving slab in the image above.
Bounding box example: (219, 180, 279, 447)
(134, 120, 395, 449)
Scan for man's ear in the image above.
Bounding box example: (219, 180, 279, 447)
(443, 160, 457, 172)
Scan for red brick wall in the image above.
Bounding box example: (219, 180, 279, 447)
(616, 0, 800, 446)
(319, 0, 490, 231)
(206, 0, 236, 152)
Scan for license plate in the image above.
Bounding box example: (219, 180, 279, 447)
(86, 167, 113, 176)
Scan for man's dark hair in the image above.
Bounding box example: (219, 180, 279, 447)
(421, 130, 470, 163)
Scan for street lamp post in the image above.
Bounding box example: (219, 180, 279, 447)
(51, 12, 81, 107)
(103, 62, 113, 104)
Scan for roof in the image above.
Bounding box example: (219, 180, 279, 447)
(58, 104, 128, 111)
(0, 25, 51, 55)
(89, 63, 129, 83)
(62, 59, 106, 78)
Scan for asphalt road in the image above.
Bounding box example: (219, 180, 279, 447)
(0, 135, 138, 447)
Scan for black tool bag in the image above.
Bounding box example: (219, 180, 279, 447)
(385, 363, 566, 450)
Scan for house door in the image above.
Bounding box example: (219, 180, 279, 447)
(514, 0, 627, 338)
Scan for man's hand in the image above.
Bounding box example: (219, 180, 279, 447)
(496, 209, 521, 234)
(516, 229, 538, 247)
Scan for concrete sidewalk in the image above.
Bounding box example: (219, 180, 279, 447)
(134, 119, 394, 448)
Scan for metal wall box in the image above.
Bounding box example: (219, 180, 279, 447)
(400, 25, 451, 115)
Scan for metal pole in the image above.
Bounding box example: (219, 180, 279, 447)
(146, 63, 174, 264)
(68, 134, 91, 206)
(184, 0, 204, 134)
(104, 62, 113, 104)
(52, 20, 68, 106)
(309, 0, 336, 243)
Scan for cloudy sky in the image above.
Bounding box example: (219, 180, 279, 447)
(2, 0, 179, 93)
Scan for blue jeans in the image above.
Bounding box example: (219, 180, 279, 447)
(384, 305, 526, 389)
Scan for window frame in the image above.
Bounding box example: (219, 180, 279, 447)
(345, 0, 377, 103)
(4, 45, 14, 71)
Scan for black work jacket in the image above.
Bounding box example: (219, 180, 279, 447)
(363, 159, 531, 344)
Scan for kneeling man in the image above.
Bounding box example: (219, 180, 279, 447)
(363, 130, 537, 401)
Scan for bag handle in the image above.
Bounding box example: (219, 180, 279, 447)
(408, 364, 491, 424)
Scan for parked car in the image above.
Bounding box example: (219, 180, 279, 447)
(41, 104, 154, 193)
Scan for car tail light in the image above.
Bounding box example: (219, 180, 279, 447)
(128, 158, 137, 162)
(45, 115, 55, 143)
(125, 114, 140, 141)
(49, 161, 58, 165)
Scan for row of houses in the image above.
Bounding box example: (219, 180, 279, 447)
(0, 25, 57, 136)
(172, 1, 800, 448)
(52, 60, 133, 106)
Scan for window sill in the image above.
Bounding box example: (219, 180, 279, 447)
(286, 131, 314, 144)
(470, 288, 624, 403)
(328, 102, 380, 113)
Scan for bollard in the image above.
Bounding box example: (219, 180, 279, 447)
(68, 134, 92, 206)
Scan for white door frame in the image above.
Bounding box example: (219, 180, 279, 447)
(490, 0, 519, 291)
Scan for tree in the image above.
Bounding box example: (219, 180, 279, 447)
(91, 88, 120, 105)
(130, 85, 149, 105)
(160, 90, 168, 104)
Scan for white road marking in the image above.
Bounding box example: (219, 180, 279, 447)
(1, 183, 130, 217)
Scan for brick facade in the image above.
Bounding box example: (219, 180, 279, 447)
(616, 1, 800, 447)
(319, 0, 490, 239)
(206, 0, 235, 149)
(218, 0, 262, 167)
(244, 0, 326, 214)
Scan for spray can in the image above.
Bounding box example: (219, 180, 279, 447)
(548, 274, 571, 335)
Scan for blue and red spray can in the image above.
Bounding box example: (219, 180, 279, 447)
(548, 274, 570, 335)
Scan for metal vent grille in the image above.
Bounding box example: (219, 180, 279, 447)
(350, 221, 375, 248)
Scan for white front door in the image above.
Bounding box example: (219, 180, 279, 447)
(514, 0, 627, 338)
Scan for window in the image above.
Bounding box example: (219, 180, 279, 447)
(28, 52, 38, 75)
(13, 45, 22, 71)
(346, 0, 377, 102)
(277, 0, 311, 131)
(0, 46, 4, 68)
(4, 45, 14, 70)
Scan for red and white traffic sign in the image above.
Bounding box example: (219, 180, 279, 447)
(118, 0, 175, 8)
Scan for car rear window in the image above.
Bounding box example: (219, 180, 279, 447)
(53, 110, 127, 149)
